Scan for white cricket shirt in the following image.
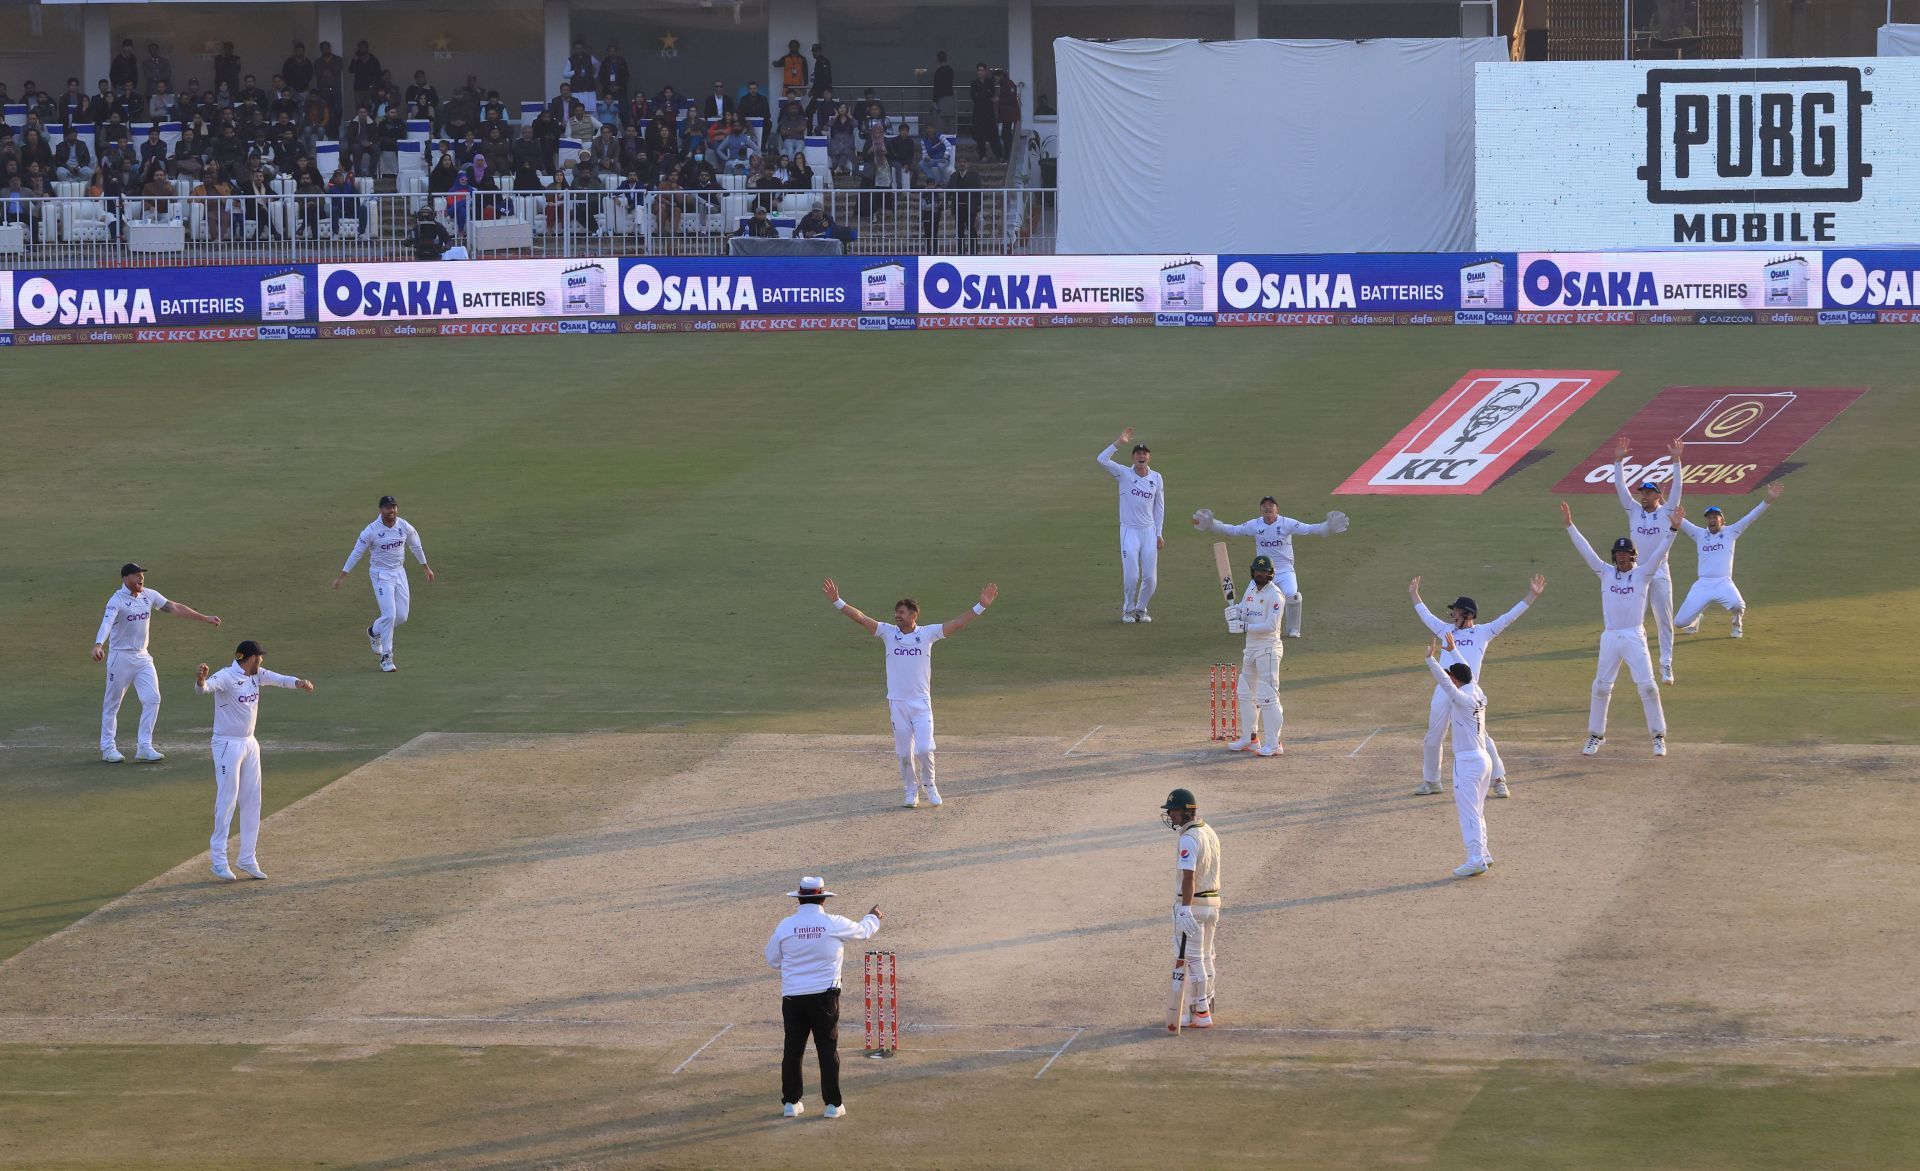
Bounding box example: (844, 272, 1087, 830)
(1616, 457, 1684, 580)
(1414, 598, 1530, 679)
(1097, 445, 1165, 532)
(1426, 658, 1488, 756)
(876, 621, 945, 701)
(1241, 580, 1284, 646)
(195, 662, 301, 739)
(1211, 514, 1329, 571)
(763, 904, 882, 996)
(94, 586, 170, 657)
(342, 516, 426, 576)
(1568, 524, 1676, 631)
(1679, 502, 1766, 579)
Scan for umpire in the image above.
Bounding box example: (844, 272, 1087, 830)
(763, 876, 883, 1120)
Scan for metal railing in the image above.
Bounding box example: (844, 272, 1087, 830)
(0, 186, 1055, 267)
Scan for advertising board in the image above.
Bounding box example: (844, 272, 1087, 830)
(0, 265, 309, 329)
(1217, 255, 1513, 312)
(616, 257, 915, 315)
(917, 256, 1216, 314)
(1517, 252, 1823, 311)
(1478, 59, 1920, 249)
(317, 259, 620, 322)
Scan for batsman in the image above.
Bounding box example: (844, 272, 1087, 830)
(1223, 554, 1286, 755)
(1162, 788, 1221, 1031)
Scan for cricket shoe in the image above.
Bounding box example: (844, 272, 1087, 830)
(368, 624, 380, 654)
(783, 1102, 804, 1119)
(1135, 611, 1152, 624)
(236, 861, 268, 880)
(1678, 619, 1701, 635)
(823, 1105, 847, 1119)
(1284, 629, 1302, 638)
(1255, 743, 1284, 757)
(1453, 861, 1489, 878)
(1225, 738, 1251, 752)
(211, 862, 238, 882)
(1652, 734, 1667, 758)
(1660, 662, 1675, 685)
(901, 792, 918, 809)
(1731, 617, 1744, 638)
(1582, 735, 1605, 756)
(1188, 1009, 1214, 1029)
(1491, 779, 1511, 799)
(134, 746, 165, 762)
(380, 655, 398, 673)
(1121, 610, 1137, 624)
(920, 784, 943, 807)
(1414, 780, 1441, 796)
(102, 747, 125, 763)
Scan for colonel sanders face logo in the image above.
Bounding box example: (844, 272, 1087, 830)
(1448, 381, 1541, 454)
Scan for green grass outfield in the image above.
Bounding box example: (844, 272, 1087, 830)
(1, 325, 1915, 1167)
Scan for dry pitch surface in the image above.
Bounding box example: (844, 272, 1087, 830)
(3, 729, 1918, 1167)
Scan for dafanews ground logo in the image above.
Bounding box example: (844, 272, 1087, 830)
(1553, 386, 1866, 495)
(1336, 370, 1616, 496)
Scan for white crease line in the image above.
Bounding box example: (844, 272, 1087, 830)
(1034, 1026, 1085, 1079)
(474, 709, 779, 715)
(1063, 726, 1104, 757)
(670, 1023, 735, 1074)
(1349, 728, 1382, 758)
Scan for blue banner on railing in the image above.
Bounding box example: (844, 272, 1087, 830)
(617, 257, 916, 316)
(1216, 254, 1515, 313)
(0, 264, 311, 329)
(1819, 250, 1920, 310)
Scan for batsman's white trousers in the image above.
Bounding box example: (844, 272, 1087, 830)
(101, 651, 161, 751)
(1647, 571, 1675, 665)
(1171, 899, 1220, 1012)
(1118, 525, 1159, 613)
(1675, 576, 1746, 628)
(1424, 685, 1507, 785)
(210, 735, 264, 867)
(371, 570, 411, 655)
(1590, 628, 1667, 737)
(1236, 642, 1284, 750)
(888, 698, 935, 757)
(1451, 746, 1493, 866)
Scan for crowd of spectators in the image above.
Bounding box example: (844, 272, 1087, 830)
(1, 34, 1024, 248)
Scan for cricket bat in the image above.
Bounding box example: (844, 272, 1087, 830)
(1212, 542, 1237, 605)
(1167, 934, 1189, 1034)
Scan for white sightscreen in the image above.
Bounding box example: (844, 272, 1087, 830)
(1054, 37, 1503, 255)
(1881, 25, 1920, 56)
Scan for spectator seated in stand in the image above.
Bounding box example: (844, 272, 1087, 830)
(797, 200, 854, 245)
(916, 124, 951, 185)
(733, 205, 778, 238)
(716, 120, 761, 175)
(411, 204, 453, 259)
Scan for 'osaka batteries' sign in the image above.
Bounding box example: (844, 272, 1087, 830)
(1476, 59, 1920, 249)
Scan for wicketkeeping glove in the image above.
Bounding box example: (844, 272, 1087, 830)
(1327, 510, 1350, 534)
(1191, 508, 1214, 528)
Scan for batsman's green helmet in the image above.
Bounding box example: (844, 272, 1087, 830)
(1161, 787, 1198, 812)
(1250, 555, 1275, 575)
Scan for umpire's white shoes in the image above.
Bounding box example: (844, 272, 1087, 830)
(380, 655, 398, 673)
(1491, 779, 1511, 799)
(236, 861, 268, 880)
(1660, 661, 1675, 684)
(823, 1104, 847, 1119)
(1583, 735, 1605, 756)
(1453, 861, 1489, 878)
(211, 862, 238, 882)
(1652, 734, 1667, 758)
(782, 1101, 804, 1119)
(134, 746, 165, 762)
(368, 624, 380, 654)
(102, 747, 125, 763)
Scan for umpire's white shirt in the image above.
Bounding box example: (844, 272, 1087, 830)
(764, 904, 882, 996)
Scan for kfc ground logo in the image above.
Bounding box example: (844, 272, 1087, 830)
(1336, 370, 1616, 496)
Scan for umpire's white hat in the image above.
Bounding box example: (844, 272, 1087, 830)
(786, 876, 835, 898)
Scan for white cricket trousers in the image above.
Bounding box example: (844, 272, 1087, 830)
(1424, 685, 1507, 785)
(1591, 628, 1667, 737)
(1647, 571, 1675, 665)
(210, 735, 264, 867)
(1675, 576, 1746, 628)
(1236, 642, 1284, 750)
(1171, 900, 1220, 1013)
(888, 698, 936, 798)
(371, 570, 411, 655)
(101, 651, 161, 752)
(1118, 525, 1159, 614)
(1451, 747, 1493, 866)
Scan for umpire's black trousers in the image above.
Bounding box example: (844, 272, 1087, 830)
(781, 987, 842, 1106)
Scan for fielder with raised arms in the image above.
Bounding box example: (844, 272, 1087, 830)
(1426, 633, 1494, 878)
(1223, 555, 1286, 756)
(1094, 427, 1164, 623)
(823, 577, 997, 807)
(194, 640, 315, 882)
(92, 562, 222, 763)
(1193, 497, 1348, 637)
(1409, 574, 1544, 798)
(1615, 438, 1685, 683)
(1675, 482, 1784, 638)
(1562, 500, 1679, 758)
(331, 494, 434, 673)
